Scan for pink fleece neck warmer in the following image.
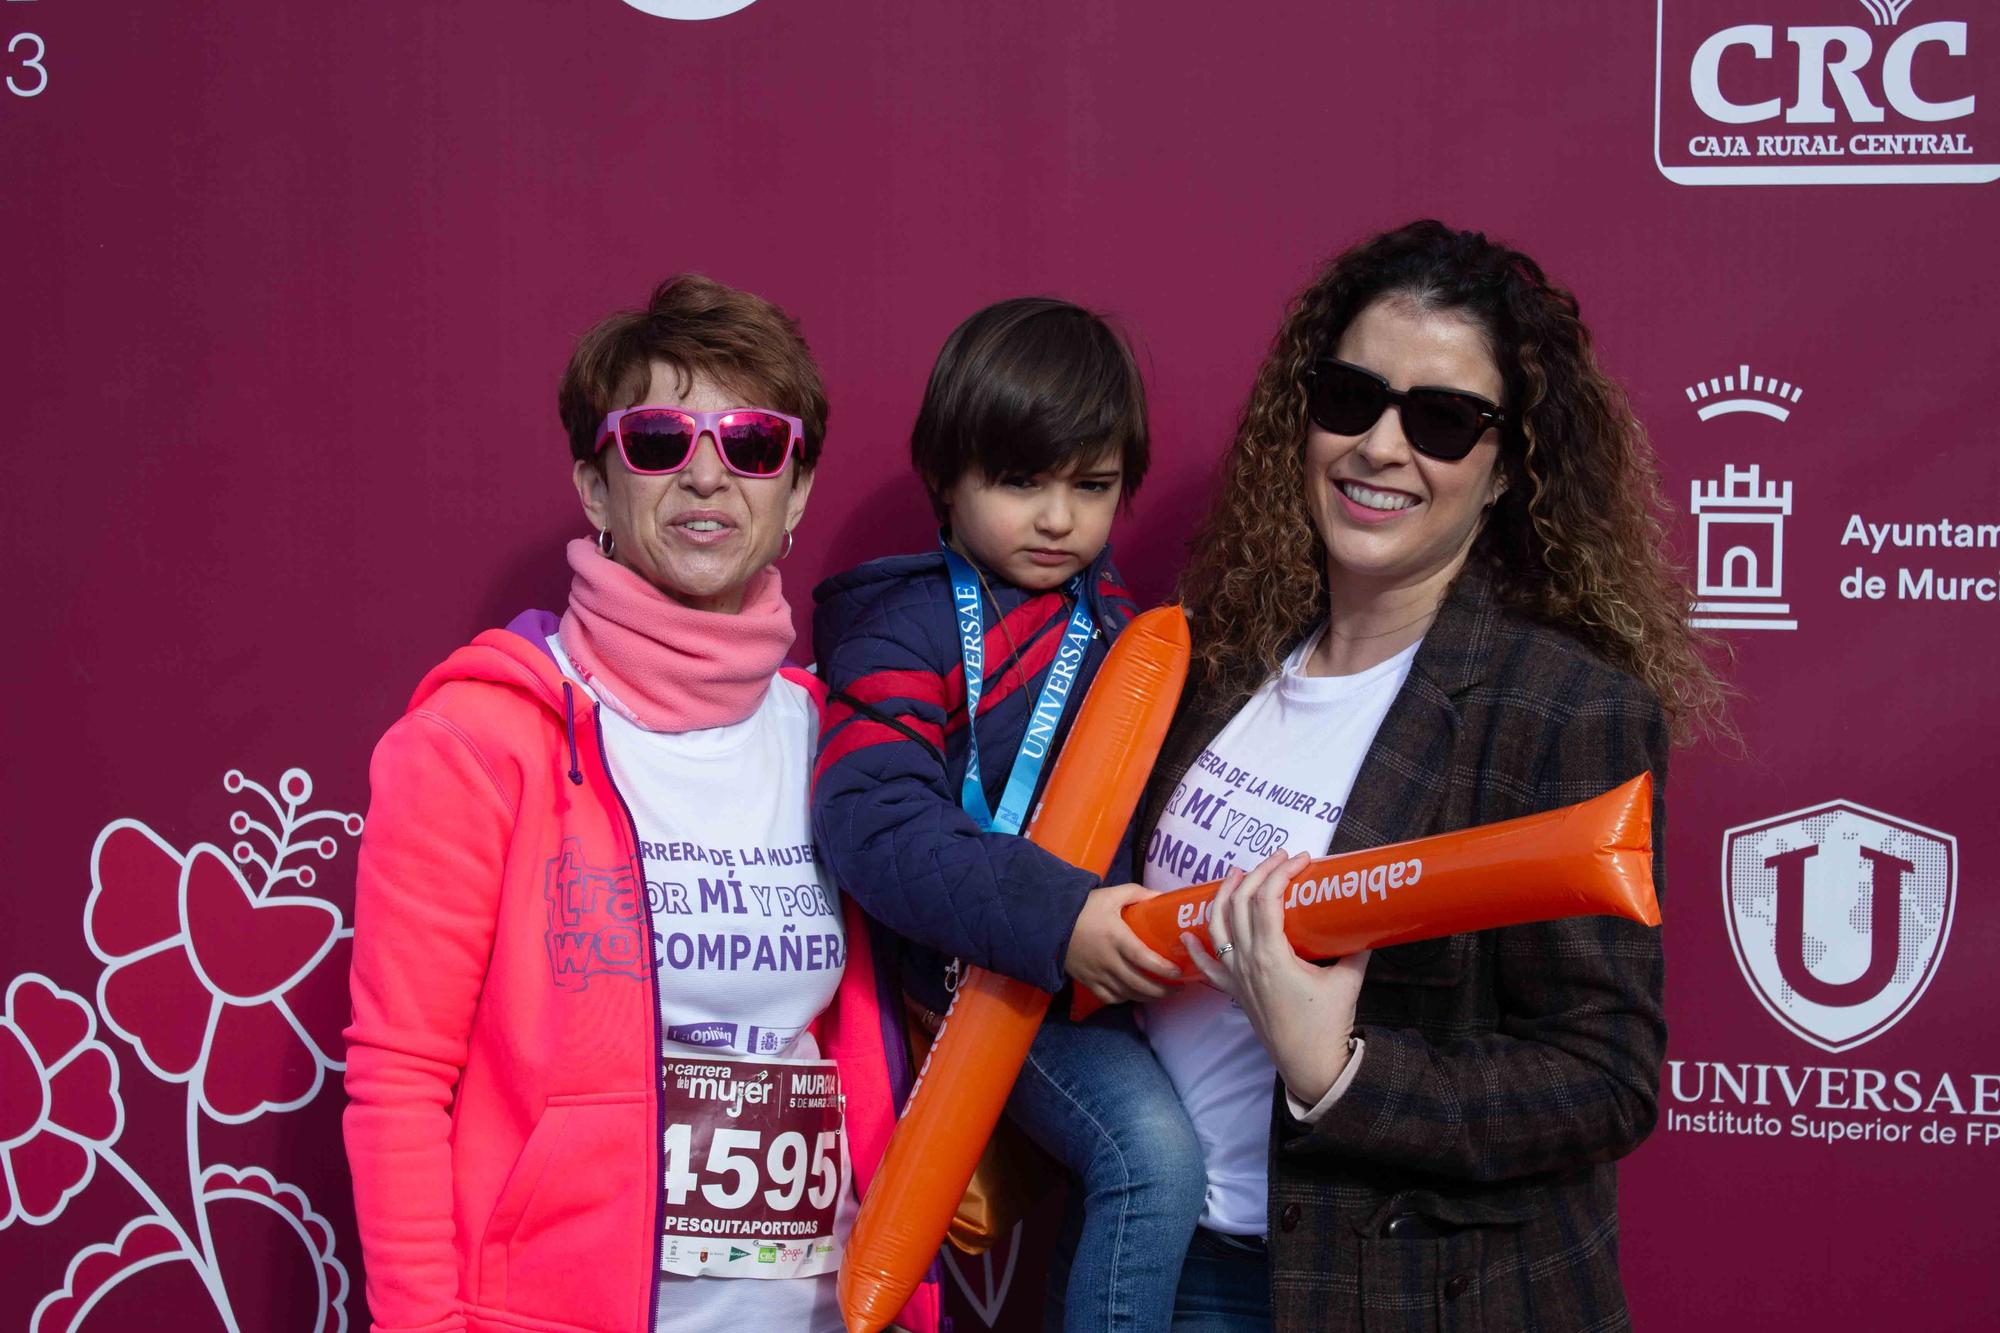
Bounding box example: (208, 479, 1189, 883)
(557, 538, 796, 732)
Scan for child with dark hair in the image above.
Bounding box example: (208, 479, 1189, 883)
(813, 298, 1206, 1331)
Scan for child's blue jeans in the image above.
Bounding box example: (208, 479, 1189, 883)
(1005, 1005, 1207, 1332)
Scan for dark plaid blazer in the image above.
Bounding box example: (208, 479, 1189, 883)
(1137, 563, 1669, 1333)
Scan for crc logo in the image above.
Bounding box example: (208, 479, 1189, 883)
(1655, 0, 1999, 183)
(1723, 801, 1956, 1052)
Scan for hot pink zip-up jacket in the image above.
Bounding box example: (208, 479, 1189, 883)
(344, 613, 941, 1333)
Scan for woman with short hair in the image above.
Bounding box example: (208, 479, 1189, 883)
(344, 274, 938, 1333)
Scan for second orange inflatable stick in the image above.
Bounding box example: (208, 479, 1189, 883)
(1073, 772, 1659, 1019)
(837, 605, 1191, 1333)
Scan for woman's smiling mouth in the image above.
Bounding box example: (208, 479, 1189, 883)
(1336, 478, 1420, 518)
(668, 510, 738, 541)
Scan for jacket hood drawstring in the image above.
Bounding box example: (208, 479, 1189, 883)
(562, 681, 584, 786)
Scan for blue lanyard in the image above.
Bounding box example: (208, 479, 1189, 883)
(942, 542, 1096, 836)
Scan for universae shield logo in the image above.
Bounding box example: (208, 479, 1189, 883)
(1723, 801, 1956, 1052)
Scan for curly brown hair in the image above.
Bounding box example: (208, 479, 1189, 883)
(1178, 220, 1730, 744)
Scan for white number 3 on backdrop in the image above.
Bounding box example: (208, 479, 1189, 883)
(8, 32, 47, 98)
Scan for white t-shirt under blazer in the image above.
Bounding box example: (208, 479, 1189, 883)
(1142, 632, 1420, 1236)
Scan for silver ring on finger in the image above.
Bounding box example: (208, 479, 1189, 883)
(1215, 942, 1235, 958)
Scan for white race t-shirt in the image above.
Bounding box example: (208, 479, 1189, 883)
(1141, 632, 1419, 1235)
(550, 638, 854, 1333)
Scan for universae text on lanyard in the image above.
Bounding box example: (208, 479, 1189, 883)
(942, 539, 1096, 838)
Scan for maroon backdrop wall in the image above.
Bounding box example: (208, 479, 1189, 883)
(5, 2, 1996, 1329)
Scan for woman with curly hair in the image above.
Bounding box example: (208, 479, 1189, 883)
(1133, 220, 1726, 1332)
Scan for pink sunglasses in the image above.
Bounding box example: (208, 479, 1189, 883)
(595, 406, 803, 478)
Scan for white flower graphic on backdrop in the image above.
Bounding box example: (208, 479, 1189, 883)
(86, 774, 353, 1122)
(0, 977, 123, 1228)
(1, 768, 355, 1333)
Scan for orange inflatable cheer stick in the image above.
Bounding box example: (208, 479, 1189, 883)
(838, 606, 1191, 1333)
(1072, 772, 1658, 1020)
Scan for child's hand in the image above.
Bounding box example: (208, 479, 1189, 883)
(1063, 884, 1181, 1006)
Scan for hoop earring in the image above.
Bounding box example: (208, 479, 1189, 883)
(597, 527, 615, 558)
(780, 528, 794, 560)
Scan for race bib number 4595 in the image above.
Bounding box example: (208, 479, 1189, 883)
(657, 1055, 847, 1278)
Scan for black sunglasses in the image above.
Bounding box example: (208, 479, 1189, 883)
(1305, 359, 1506, 461)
